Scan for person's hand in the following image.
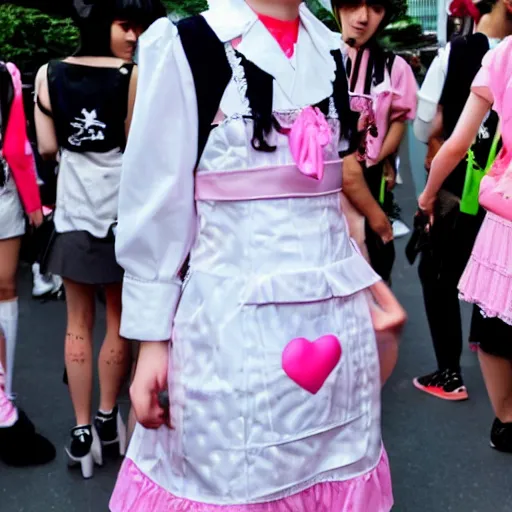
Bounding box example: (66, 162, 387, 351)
(418, 190, 436, 224)
(383, 159, 397, 191)
(130, 341, 171, 430)
(28, 209, 44, 228)
(369, 209, 393, 244)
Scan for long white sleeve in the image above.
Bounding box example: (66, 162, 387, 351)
(116, 18, 198, 341)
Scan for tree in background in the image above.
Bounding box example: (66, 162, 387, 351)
(0, 3, 78, 74)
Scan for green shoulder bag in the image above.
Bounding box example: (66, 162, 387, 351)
(460, 124, 501, 215)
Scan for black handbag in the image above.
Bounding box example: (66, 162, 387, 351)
(405, 210, 431, 265)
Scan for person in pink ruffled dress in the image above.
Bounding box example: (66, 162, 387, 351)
(419, 36, 512, 452)
(109, 0, 406, 510)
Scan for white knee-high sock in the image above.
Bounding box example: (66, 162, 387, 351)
(0, 299, 18, 398)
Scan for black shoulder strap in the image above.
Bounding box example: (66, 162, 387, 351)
(332, 49, 357, 155)
(177, 16, 232, 166)
(37, 95, 53, 118)
(385, 52, 396, 76)
(46, 60, 60, 117)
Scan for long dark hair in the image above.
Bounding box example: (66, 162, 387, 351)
(73, 0, 167, 57)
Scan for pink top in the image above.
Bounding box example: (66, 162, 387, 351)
(347, 47, 418, 167)
(472, 36, 512, 148)
(2, 63, 41, 214)
(472, 36, 512, 190)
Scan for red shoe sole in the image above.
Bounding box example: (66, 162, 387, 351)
(413, 378, 469, 401)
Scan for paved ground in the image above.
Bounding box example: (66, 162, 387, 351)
(2, 153, 512, 512)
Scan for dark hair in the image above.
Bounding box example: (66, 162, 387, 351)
(331, 0, 406, 31)
(476, 0, 498, 16)
(73, 0, 167, 57)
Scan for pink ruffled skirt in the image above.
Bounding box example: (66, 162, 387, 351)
(459, 212, 512, 325)
(110, 450, 393, 512)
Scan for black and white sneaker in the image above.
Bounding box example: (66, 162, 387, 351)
(413, 369, 469, 401)
(490, 418, 512, 453)
(94, 406, 127, 457)
(65, 425, 102, 479)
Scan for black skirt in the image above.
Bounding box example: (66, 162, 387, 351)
(471, 308, 512, 361)
(45, 230, 123, 285)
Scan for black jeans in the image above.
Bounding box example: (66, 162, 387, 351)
(364, 163, 396, 283)
(418, 190, 485, 372)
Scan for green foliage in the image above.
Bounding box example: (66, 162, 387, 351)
(306, 0, 339, 30)
(380, 15, 434, 50)
(162, 0, 207, 17)
(0, 3, 79, 74)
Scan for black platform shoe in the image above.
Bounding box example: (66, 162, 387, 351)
(491, 418, 512, 453)
(0, 409, 56, 467)
(65, 425, 103, 479)
(94, 406, 127, 457)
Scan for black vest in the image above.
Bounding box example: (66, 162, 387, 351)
(439, 33, 497, 197)
(47, 60, 133, 153)
(177, 15, 356, 166)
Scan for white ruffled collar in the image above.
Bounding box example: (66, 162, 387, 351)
(203, 1, 342, 107)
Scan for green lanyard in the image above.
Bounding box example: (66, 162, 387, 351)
(460, 122, 501, 216)
(379, 170, 387, 205)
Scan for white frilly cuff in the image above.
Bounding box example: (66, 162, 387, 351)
(120, 275, 182, 342)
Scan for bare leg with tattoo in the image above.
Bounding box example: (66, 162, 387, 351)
(94, 284, 130, 457)
(64, 280, 95, 426)
(63, 279, 102, 478)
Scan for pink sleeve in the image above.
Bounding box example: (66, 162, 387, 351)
(3, 63, 41, 214)
(390, 56, 418, 123)
(472, 37, 512, 115)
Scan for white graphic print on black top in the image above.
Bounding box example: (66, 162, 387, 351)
(69, 108, 107, 147)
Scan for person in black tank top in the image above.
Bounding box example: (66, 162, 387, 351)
(33, 0, 166, 480)
(413, 0, 512, 402)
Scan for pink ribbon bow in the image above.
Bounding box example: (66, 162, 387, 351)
(288, 107, 331, 181)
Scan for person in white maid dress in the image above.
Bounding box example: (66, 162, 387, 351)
(111, 0, 406, 510)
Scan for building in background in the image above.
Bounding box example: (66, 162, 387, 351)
(407, 0, 449, 44)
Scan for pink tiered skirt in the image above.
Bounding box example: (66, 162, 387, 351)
(459, 212, 512, 325)
(110, 450, 393, 512)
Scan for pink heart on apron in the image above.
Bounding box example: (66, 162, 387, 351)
(282, 335, 342, 394)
